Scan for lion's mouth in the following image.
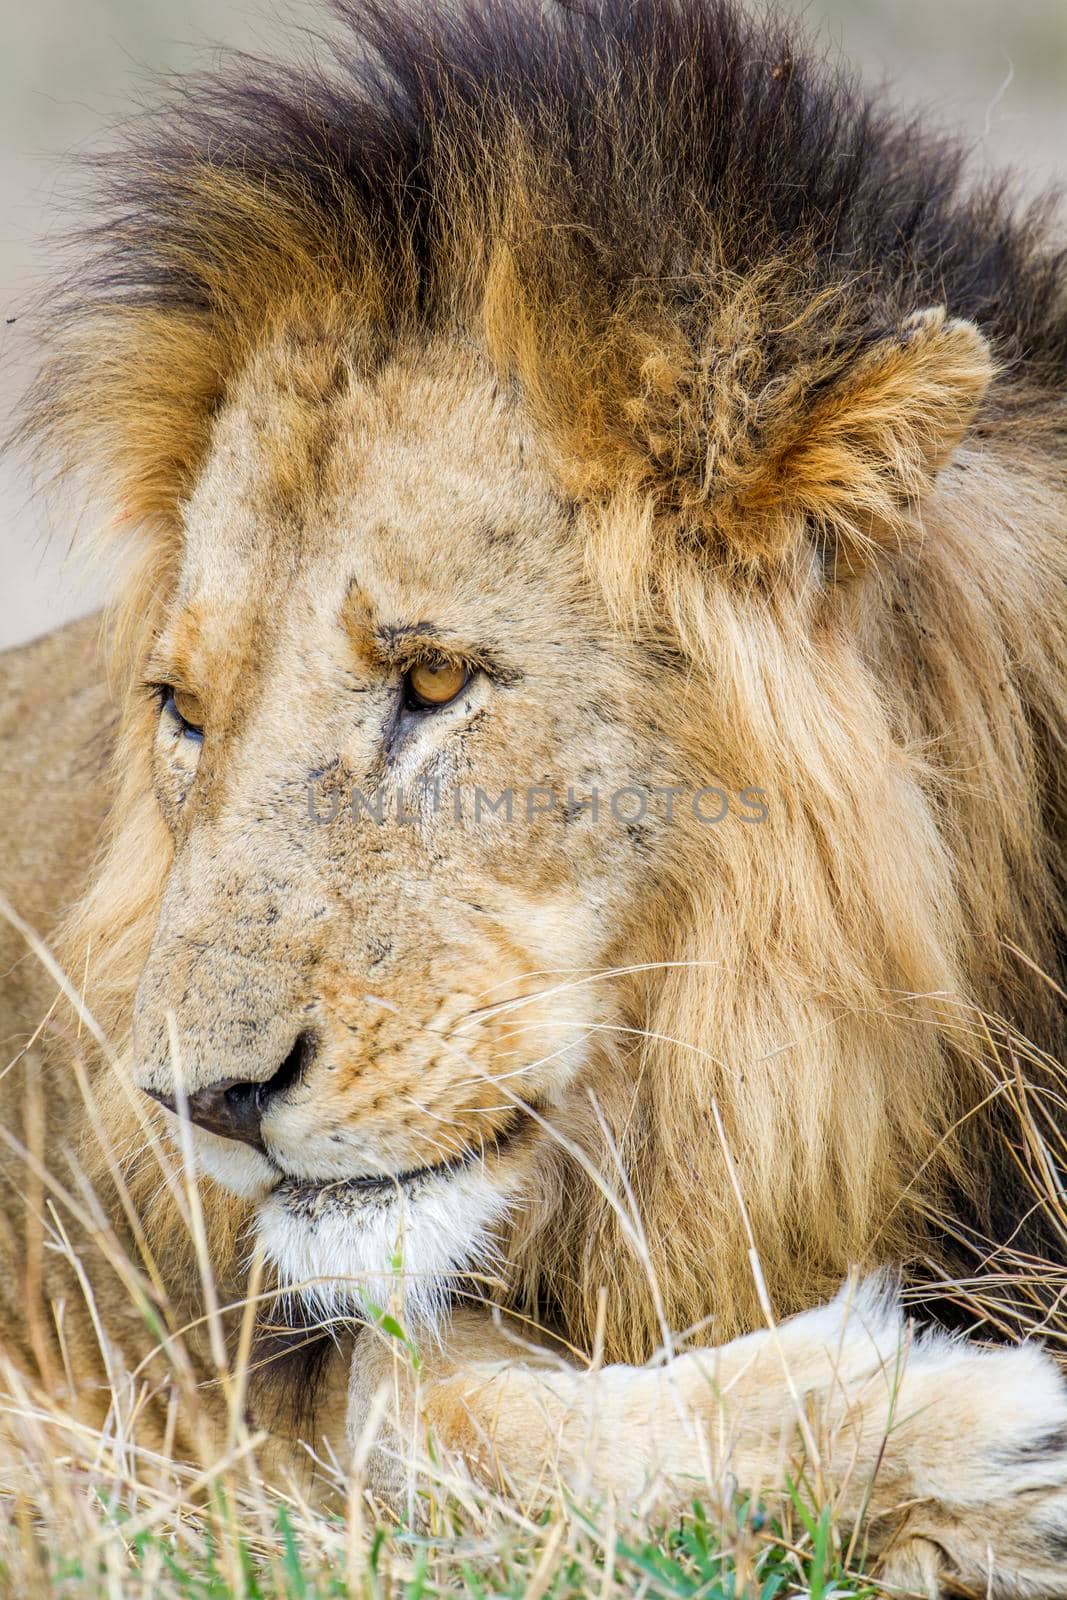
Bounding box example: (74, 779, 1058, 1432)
(256, 1104, 537, 1327)
(274, 1103, 537, 1204)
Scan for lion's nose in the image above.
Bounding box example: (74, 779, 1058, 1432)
(147, 1031, 316, 1153)
(155, 1076, 267, 1151)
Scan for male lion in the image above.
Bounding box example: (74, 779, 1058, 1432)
(1, 0, 1066, 1590)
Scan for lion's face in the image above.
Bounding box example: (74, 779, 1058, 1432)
(130, 336, 675, 1319)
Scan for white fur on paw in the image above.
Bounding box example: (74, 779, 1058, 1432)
(748, 1280, 1067, 1595)
(877, 1322, 1067, 1595)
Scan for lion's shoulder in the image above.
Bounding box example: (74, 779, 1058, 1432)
(0, 612, 115, 1033)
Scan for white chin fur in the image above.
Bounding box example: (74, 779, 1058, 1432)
(255, 1160, 514, 1332)
(174, 1124, 279, 1199)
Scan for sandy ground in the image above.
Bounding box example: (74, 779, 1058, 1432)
(1, 0, 1064, 652)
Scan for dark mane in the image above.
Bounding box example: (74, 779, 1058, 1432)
(34, 0, 1067, 394)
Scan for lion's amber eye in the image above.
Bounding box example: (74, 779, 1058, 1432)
(405, 660, 469, 709)
(166, 687, 205, 735)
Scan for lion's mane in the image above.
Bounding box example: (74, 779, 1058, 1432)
(20, 0, 1067, 1363)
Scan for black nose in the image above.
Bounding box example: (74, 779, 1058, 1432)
(147, 1031, 316, 1153)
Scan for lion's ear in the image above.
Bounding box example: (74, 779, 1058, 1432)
(733, 307, 994, 564)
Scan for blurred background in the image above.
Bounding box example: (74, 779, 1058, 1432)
(1, 0, 1064, 650)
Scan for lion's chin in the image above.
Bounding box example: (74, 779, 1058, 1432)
(254, 1160, 516, 1332)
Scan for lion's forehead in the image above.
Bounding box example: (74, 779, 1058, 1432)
(183, 338, 552, 565)
(171, 338, 587, 677)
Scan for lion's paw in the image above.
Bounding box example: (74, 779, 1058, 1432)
(876, 1332, 1067, 1597)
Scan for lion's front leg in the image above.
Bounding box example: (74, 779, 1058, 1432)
(348, 1282, 1067, 1598)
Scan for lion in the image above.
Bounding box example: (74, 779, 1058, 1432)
(1, 0, 1066, 1589)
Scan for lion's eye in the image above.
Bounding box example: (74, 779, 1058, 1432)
(162, 686, 205, 740)
(404, 661, 469, 709)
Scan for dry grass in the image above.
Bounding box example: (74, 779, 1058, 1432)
(0, 1389, 883, 1600)
(1, 917, 1065, 1599)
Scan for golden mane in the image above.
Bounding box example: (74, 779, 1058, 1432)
(19, 0, 1067, 1361)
